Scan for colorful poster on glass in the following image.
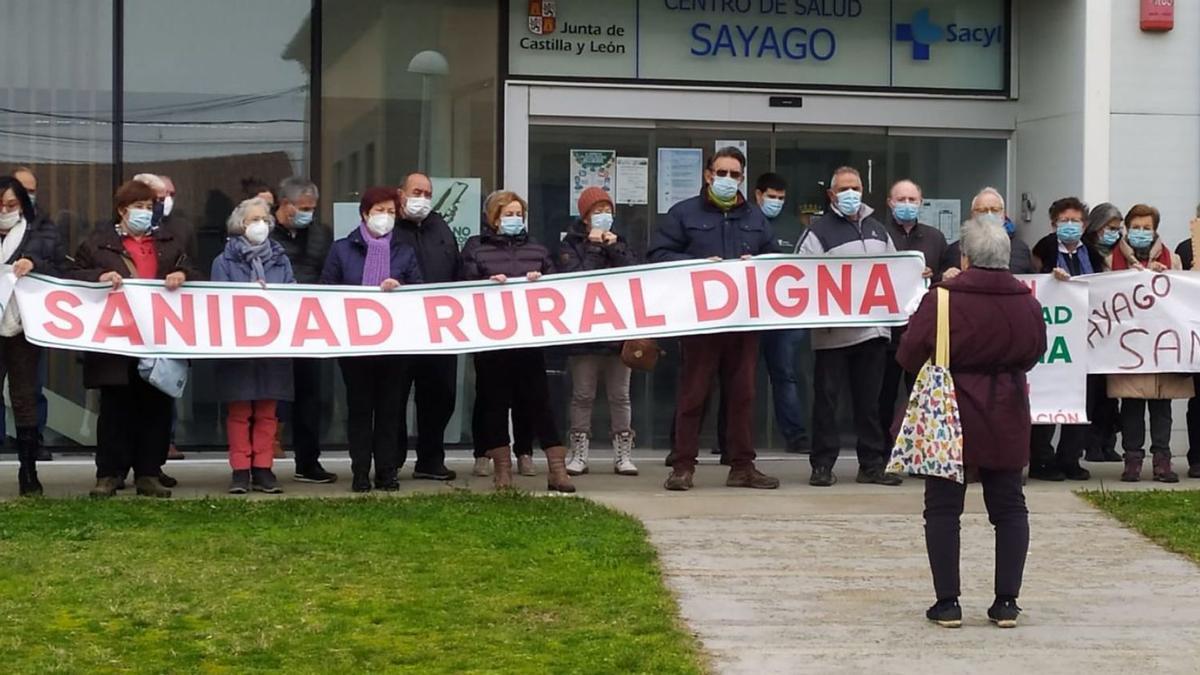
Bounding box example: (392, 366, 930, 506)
(569, 149, 616, 216)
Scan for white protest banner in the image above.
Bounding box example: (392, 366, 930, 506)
(15, 254, 927, 360)
(1018, 275, 1089, 424)
(1084, 270, 1200, 374)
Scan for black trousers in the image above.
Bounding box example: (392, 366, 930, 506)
(397, 354, 457, 471)
(1030, 424, 1086, 468)
(0, 335, 41, 428)
(291, 358, 323, 471)
(96, 366, 174, 479)
(339, 356, 407, 480)
(1085, 374, 1120, 454)
(1120, 398, 1172, 457)
(878, 346, 917, 441)
(924, 469, 1029, 601)
(472, 397, 534, 458)
(1187, 375, 1200, 468)
(472, 349, 561, 451)
(811, 338, 888, 471)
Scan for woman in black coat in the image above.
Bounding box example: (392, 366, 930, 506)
(461, 191, 573, 493)
(0, 176, 65, 495)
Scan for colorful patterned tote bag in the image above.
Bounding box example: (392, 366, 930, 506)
(886, 287, 964, 483)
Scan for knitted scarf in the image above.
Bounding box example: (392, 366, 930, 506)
(225, 236, 273, 282)
(359, 222, 392, 286)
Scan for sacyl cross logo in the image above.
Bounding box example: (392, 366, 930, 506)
(895, 8, 943, 61)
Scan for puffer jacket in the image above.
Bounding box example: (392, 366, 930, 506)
(1107, 241, 1193, 400)
(2, 213, 66, 274)
(319, 226, 423, 286)
(796, 205, 897, 350)
(557, 218, 637, 355)
(460, 229, 554, 281)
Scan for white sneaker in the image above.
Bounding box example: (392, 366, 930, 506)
(614, 431, 638, 476)
(472, 456, 492, 477)
(566, 432, 589, 476)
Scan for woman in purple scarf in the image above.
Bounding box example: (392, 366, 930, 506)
(320, 186, 423, 492)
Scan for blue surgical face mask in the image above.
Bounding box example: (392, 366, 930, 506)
(126, 208, 153, 234)
(711, 176, 739, 200)
(835, 189, 862, 217)
(892, 202, 919, 222)
(761, 197, 784, 219)
(1056, 221, 1083, 245)
(1126, 228, 1155, 250)
(1099, 229, 1122, 247)
(292, 209, 314, 228)
(499, 215, 526, 236)
(590, 212, 613, 232)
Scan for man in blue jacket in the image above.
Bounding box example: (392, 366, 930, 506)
(649, 146, 780, 491)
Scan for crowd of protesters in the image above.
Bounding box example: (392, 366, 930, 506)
(3, 148, 1199, 502)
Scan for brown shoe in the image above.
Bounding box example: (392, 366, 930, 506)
(273, 422, 287, 459)
(544, 446, 576, 493)
(517, 454, 537, 477)
(134, 475, 172, 498)
(663, 469, 694, 491)
(89, 476, 120, 498)
(487, 447, 513, 490)
(1121, 454, 1143, 482)
(726, 465, 780, 489)
(1153, 453, 1179, 483)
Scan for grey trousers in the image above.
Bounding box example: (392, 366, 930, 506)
(568, 354, 632, 438)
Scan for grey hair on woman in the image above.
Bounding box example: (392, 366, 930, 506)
(226, 197, 274, 236)
(960, 218, 1012, 270)
(1087, 202, 1123, 235)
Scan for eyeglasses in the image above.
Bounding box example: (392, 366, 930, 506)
(713, 169, 743, 180)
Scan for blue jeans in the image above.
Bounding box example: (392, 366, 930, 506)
(760, 329, 810, 443)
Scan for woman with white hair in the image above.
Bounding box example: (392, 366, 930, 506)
(211, 197, 295, 494)
(897, 218, 1047, 629)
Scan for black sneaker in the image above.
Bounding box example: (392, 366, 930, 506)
(856, 467, 904, 486)
(1060, 462, 1091, 481)
(351, 476, 372, 493)
(229, 470, 250, 495)
(809, 466, 837, 487)
(926, 599, 962, 628)
(251, 468, 283, 494)
(294, 464, 338, 484)
(413, 466, 457, 481)
(1028, 464, 1066, 482)
(988, 598, 1022, 628)
(158, 471, 179, 488)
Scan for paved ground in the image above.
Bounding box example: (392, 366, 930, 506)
(5, 450, 1200, 673)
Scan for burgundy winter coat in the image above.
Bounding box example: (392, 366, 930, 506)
(897, 267, 1047, 471)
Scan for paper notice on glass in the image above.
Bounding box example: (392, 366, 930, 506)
(920, 199, 963, 243)
(570, 149, 616, 216)
(657, 147, 703, 214)
(715, 140, 748, 196)
(614, 157, 648, 205)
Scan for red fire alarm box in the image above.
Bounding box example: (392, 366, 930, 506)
(1141, 0, 1174, 32)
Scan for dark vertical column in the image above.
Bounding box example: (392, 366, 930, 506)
(111, 0, 124, 195)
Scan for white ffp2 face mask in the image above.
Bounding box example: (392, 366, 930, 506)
(244, 219, 270, 245)
(404, 196, 432, 221)
(367, 213, 396, 236)
(0, 209, 21, 231)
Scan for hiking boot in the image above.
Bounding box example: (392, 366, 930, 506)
(1028, 464, 1066, 482)
(295, 463, 338, 484)
(134, 475, 171, 498)
(726, 465, 780, 489)
(663, 469, 694, 491)
(566, 431, 589, 476)
(90, 476, 120, 498)
(517, 454, 537, 477)
(413, 466, 457, 481)
(228, 470, 251, 494)
(926, 599, 962, 628)
(988, 598, 1022, 628)
(857, 467, 904, 486)
(472, 456, 492, 477)
(1189, 464, 1200, 479)
(809, 466, 837, 487)
(158, 471, 179, 488)
(613, 431, 638, 476)
(1153, 454, 1179, 484)
(544, 446, 576, 493)
(487, 447, 513, 490)
(1060, 462, 1091, 481)
(351, 475, 372, 493)
(1121, 455, 1144, 482)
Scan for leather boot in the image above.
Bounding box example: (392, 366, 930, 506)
(487, 447, 513, 490)
(134, 475, 172, 498)
(1121, 451, 1144, 482)
(16, 427, 42, 497)
(1153, 453, 1179, 483)
(544, 446, 576, 493)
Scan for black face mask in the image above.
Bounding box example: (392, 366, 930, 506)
(151, 199, 165, 229)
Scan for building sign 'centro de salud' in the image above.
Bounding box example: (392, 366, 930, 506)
(509, 0, 1008, 92)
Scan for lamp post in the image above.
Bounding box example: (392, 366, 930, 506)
(406, 50, 449, 174)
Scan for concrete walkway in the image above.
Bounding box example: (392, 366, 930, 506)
(5, 451, 1200, 673)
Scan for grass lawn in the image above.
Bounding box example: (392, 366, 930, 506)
(0, 492, 705, 674)
(1082, 490, 1200, 563)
